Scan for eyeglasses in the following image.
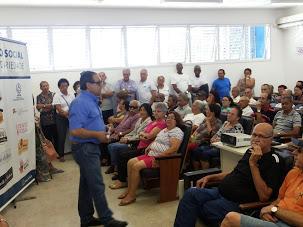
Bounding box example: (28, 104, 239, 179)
(89, 81, 102, 86)
(129, 106, 138, 109)
(251, 133, 272, 139)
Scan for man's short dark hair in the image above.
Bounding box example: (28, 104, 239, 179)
(218, 69, 225, 74)
(208, 104, 221, 119)
(278, 85, 287, 89)
(57, 78, 69, 88)
(80, 71, 96, 90)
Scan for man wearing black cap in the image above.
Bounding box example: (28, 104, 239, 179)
(69, 71, 127, 227)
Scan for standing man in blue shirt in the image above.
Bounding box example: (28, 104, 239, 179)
(69, 71, 128, 227)
(211, 69, 231, 100)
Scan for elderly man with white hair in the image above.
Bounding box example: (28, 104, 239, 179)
(238, 96, 254, 117)
(137, 69, 157, 104)
(115, 68, 137, 102)
(183, 100, 206, 131)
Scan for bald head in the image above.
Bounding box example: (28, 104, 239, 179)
(251, 123, 273, 153)
(238, 96, 249, 109)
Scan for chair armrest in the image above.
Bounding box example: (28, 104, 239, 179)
(155, 153, 182, 160)
(239, 201, 271, 211)
(183, 168, 222, 190)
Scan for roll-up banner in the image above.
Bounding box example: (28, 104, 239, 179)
(0, 37, 36, 211)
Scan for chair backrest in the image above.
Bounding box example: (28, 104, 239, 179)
(178, 123, 192, 173)
(239, 116, 254, 135)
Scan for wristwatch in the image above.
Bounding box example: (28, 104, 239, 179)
(271, 206, 278, 213)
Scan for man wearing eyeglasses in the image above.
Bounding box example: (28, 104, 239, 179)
(221, 138, 303, 227)
(174, 123, 285, 227)
(69, 71, 128, 227)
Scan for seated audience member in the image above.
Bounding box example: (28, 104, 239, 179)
(137, 69, 156, 104)
(231, 87, 241, 104)
(118, 111, 184, 206)
(293, 86, 303, 107)
(237, 68, 255, 96)
(195, 90, 209, 103)
(175, 93, 192, 119)
(170, 63, 191, 98)
(188, 104, 222, 156)
(207, 90, 221, 107)
(73, 80, 80, 97)
(238, 96, 254, 117)
(174, 123, 285, 227)
(253, 92, 276, 124)
(273, 96, 301, 139)
(275, 84, 287, 104)
(115, 68, 137, 101)
(296, 80, 303, 89)
(244, 88, 257, 106)
(261, 83, 276, 104)
(167, 94, 178, 112)
(155, 75, 169, 102)
(109, 102, 167, 189)
(183, 100, 206, 131)
(108, 99, 129, 127)
(191, 106, 243, 170)
(151, 93, 167, 111)
(190, 65, 209, 100)
(275, 89, 294, 110)
(221, 138, 303, 227)
(99, 72, 114, 124)
(109, 100, 140, 142)
(212, 69, 231, 100)
(221, 96, 234, 114)
(106, 103, 153, 174)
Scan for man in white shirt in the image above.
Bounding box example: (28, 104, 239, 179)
(137, 69, 157, 104)
(170, 63, 191, 98)
(231, 87, 240, 104)
(190, 65, 209, 100)
(183, 100, 206, 131)
(238, 96, 254, 117)
(155, 75, 170, 102)
(99, 72, 114, 124)
(175, 93, 192, 119)
(244, 88, 257, 106)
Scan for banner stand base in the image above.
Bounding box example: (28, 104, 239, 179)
(13, 196, 37, 209)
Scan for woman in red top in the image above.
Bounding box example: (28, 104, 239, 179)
(109, 102, 167, 189)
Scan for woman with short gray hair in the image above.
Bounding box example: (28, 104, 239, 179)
(183, 100, 206, 131)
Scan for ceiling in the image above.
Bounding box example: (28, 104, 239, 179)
(0, 0, 303, 8)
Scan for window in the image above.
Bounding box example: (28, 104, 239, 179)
(190, 26, 217, 63)
(126, 26, 158, 66)
(90, 27, 125, 68)
(159, 27, 187, 63)
(11, 28, 51, 71)
(0, 28, 7, 38)
(1, 24, 270, 71)
(219, 26, 246, 60)
(249, 25, 270, 60)
(52, 27, 88, 70)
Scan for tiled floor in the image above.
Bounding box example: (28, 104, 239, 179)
(1, 154, 180, 227)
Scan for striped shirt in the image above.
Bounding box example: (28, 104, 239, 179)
(148, 127, 184, 157)
(273, 110, 302, 134)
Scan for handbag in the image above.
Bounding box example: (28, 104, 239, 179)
(36, 125, 58, 161)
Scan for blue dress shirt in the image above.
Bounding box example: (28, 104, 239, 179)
(69, 90, 105, 144)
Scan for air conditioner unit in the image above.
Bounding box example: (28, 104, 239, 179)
(277, 13, 303, 28)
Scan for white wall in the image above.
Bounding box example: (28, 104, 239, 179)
(0, 6, 288, 97)
(280, 6, 303, 90)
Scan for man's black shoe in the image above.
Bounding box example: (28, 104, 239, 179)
(105, 219, 128, 227)
(81, 217, 103, 227)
